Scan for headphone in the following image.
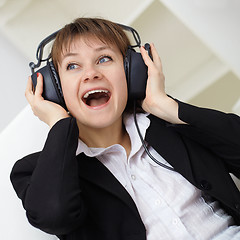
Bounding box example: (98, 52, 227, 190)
(29, 23, 151, 111)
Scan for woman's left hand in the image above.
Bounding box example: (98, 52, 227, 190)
(140, 43, 185, 124)
(140, 43, 167, 113)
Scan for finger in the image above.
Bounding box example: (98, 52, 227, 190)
(26, 76, 33, 92)
(140, 46, 153, 67)
(25, 76, 34, 102)
(149, 43, 163, 71)
(35, 73, 44, 97)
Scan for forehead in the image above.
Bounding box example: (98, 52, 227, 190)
(61, 35, 118, 56)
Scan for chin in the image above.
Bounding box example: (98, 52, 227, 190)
(76, 111, 123, 131)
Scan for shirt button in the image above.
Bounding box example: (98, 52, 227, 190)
(131, 174, 136, 180)
(155, 199, 162, 206)
(172, 218, 179, 225)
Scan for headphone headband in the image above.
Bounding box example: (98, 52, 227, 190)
(29, 23, 141, 74)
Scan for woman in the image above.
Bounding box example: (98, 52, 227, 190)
(11, 17, 240, 239)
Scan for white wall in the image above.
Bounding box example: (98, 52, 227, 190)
(160, 0, 240, 78)
(0, 31, 29, 133)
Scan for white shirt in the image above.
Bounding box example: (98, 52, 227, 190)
(76, 113, 240, 239)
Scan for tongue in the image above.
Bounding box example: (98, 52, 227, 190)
(89, 98, 108, 107)
(86, 92, 109, 107)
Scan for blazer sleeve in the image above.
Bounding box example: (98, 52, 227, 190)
(173, 100, 240, 176)
(10, 117, 86, 235)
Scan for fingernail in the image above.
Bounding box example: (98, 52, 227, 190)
(37, 72, 40, 78)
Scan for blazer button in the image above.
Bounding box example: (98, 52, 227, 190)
(200, 180, 212, 190)
(235, 203, 240, 211)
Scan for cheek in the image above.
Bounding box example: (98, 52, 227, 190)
(115, 69, 128, 103)
(60, 76, 80, 108)
(60, 80, 70, 101)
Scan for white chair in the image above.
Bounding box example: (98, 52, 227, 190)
(0, 105, 57, 240)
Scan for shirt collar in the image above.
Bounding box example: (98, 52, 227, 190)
(76, 113, 150, 158)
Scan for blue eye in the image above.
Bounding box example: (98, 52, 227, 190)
(67, 63, 78, 70)
(98, 56, 112, 64)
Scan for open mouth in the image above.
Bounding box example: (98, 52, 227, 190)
(82, 89, 111, 107)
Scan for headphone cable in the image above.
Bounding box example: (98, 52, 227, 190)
(133, 101, 175, 172)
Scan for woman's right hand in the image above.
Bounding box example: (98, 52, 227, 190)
(25, 73, 70, 128)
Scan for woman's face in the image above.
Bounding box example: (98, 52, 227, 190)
(58, 36, 128, 130)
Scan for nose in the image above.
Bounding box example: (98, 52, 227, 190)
(82, 65, 102, 82)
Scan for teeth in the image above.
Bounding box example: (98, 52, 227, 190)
(83, 89, 109, 99)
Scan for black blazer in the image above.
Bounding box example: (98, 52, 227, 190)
(10, 101, 240, 240)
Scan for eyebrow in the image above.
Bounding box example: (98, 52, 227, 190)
(61, 46, 113, 63)
(61, 52, 79, 60)
(95, 46, 112, 52)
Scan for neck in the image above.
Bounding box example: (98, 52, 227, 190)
(77, 117, 131, 157)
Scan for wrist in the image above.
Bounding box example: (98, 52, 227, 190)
(144, 95, 185, 124)
(48, 113, 70, 128)
(143, 93, 168, 114)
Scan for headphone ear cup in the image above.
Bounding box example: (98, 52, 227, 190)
(124, 48, 148, 100)
(31, 61, 67, 110)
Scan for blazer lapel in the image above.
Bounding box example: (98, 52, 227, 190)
(77, 153, 141, 219)
(146, 115, 196, 184)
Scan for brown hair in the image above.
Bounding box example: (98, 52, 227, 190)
(51, 17, 131, 71)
